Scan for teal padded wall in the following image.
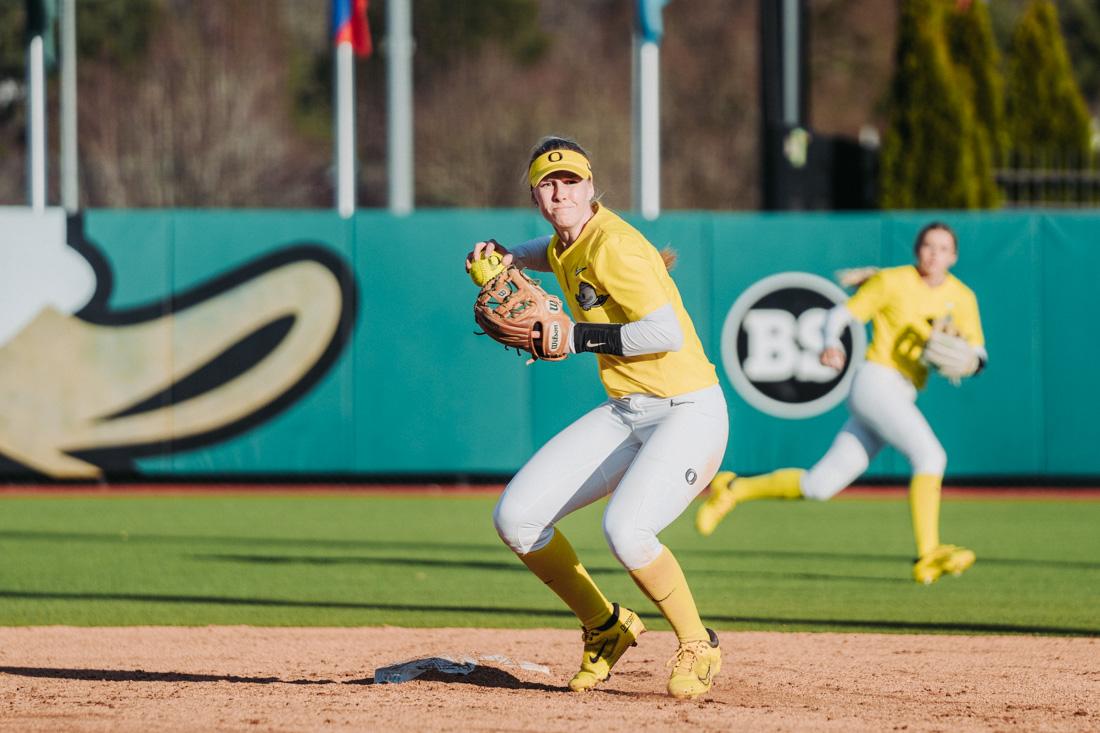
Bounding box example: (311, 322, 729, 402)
(60, 209, 1100, 479)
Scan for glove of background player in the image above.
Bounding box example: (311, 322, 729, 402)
(474, 266, 572, 363)
(922, 318, 979, 385)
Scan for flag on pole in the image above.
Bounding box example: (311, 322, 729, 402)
(332, 0, 372, 58)
(636, 0, 670, 44)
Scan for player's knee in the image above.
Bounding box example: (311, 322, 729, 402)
(799, 470, 838, 501)
(492, 491, 545, 555)
(800, 484, 829, 501)
(603, 519, 659, 571)
(491, 497, 519, 549)
(802, 430, 871, 501)
(913, 443, 947, 476)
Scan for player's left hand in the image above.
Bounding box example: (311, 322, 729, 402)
(819, 346, 846, 371)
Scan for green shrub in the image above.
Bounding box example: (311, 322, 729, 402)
(1004, 0, 1091, 167)
(946, 0, 1003, 206)
(881, 0, 983, 209)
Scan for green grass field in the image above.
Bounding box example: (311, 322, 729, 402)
(0, 492, 1096, 635)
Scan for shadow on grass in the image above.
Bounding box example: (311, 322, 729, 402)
(676, 545, 1100, 571)
(192, 552, 912, 584)
(0, 589, 1096, 637)
(193, 552, 527, 573)
(0, 529, 504, 554)
(0, 589, 571, 618)
(4, 528, 1098, 572)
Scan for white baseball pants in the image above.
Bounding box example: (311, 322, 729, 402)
(801, 361, 947, 500)
(494, 384, 729, 570)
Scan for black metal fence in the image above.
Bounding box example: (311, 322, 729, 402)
(995, 152, 1100, 207)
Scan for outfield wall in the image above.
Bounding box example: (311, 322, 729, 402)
(1, 208, 1097, 480)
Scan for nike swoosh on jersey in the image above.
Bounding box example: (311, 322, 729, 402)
(585, 340, 606, 349)
(574, 266, 587, 275)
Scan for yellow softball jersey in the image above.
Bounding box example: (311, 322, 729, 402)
(846, 265, 984, 389)
(546, 205, 717, 399)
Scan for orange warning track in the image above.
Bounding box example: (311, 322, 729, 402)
(0, 483, 1098, 500)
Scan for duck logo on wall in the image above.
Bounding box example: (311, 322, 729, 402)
(0, 208, 357, 479)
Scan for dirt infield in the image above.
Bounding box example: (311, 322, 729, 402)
(0, 627, 1095, 732)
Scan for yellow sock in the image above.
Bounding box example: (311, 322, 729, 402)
(909, 474, 942, 558)
(519, 530, 613, 630)
(629, 546, 708, 643)
(731, 468, 804, 503)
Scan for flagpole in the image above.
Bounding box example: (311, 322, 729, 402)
(334, 41, 356, 218)
(26, 34, 47, 211)
(632, 0, 667, 221)
(631, 34, 660, 221)
(60, 0, 78, 213)
(387, 0, 413, 215)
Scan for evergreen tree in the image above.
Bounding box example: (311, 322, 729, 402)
(881, 0, 981, 208)
(1061, 0, 1100, 111)
(1004, 0, 1091, 166)
(945, 0, 1003, 206)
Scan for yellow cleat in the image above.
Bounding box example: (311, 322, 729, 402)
(667, 628, 721, 700)
(695, 471, 737, 537)
(913, 544, 976, 584)
(568, 603, 646, 692)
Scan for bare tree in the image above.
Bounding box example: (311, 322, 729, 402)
(79, 0, 326, 207)
(0, 0, 901, 211)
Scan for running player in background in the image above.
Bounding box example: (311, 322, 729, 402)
(467, 136, 726, 699)
(695, 222, 987, 584)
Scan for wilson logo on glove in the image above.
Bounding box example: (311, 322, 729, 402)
(719, 272, 866, 419)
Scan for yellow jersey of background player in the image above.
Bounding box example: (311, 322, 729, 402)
(849, 264, 984, 390)
(696, 222, 988, 587)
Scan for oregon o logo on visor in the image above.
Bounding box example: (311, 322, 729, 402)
(720, 272, 865, 419)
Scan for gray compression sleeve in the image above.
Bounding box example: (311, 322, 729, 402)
(509, 235, 552, 272)
(620, 303, 683, 355)
(572, 304, 682, 356)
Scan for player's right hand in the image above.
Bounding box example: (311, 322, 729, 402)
(465, 239, 514, 272)
(820, 346, 846, 371)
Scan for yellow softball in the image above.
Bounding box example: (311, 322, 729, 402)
(469, 252, 505, 287)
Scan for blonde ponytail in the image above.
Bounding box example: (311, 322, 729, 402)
(659, 247, 678, 272)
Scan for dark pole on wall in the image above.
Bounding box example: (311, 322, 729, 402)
(760, 0, 808, 130)
(759, 0, 879, 210)
(760, 0, 811, 210)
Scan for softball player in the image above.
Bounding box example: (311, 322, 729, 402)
(696, 222, 987, 584)
(466, 136, 726, 699)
